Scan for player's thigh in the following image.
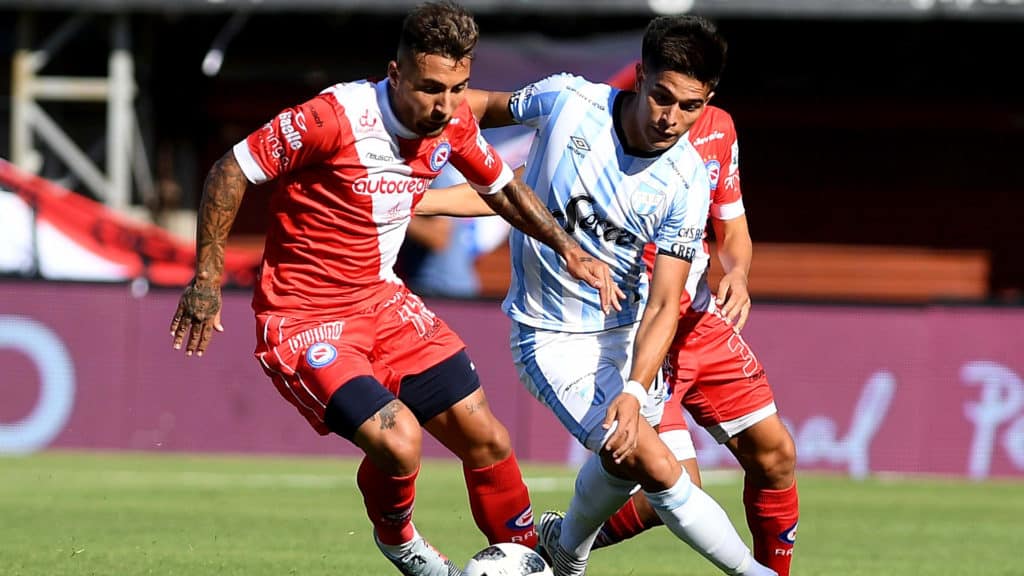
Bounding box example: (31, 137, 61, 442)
(405, 351, 510, 462)
(511, 322, 653, 452)
(658, 398, 698, 463)
(681, 312, 777, 444)
(601, 418, 680, 489)
(724, 413, 796, 480)
(255, 313, 390, 438)
(374, 289, 478, 423)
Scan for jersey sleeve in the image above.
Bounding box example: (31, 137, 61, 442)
(655, 163, 712, 263)
(447, 106, 514, 195)
(507, 73, 579, 130)
(232, 93, 343, 185)
(709, 112, 745, 221)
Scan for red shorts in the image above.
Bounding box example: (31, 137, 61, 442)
(255, 286, 465, 435)
(659, 309, 776, 444)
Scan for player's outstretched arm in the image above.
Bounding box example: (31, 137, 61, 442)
(416, 167, 532, 217)
(415, 183, 496, 217)
(170, 151, 248, 357)
(484, 177, 625, 313)
(711, 214, 752, 331)
(466, 89, 516, 129)
(603, 253, 687, 463)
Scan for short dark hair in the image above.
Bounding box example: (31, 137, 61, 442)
(641, 15, 727, 89)
(398, 1, 479, 63)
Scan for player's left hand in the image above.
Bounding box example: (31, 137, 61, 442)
(170, 279, 224, 357)
(563, 247, 626, 314)
(602, 393, 641, 463)
(716, 269, 751, 332)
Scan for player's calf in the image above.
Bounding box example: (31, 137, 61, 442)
(730, 415, 799, 576)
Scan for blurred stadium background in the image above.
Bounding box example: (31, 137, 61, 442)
(1, 1, 1023, 575)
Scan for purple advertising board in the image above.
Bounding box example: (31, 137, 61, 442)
(2, 280, 1023, 479)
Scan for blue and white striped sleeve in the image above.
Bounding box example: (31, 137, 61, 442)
(655, 164, 711, 263)
(508, 73, 579, 130)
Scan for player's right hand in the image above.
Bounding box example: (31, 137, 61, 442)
(716, 269, 751, 332)
(170, 279, 224, 357)
(563, 247, 625, 314)
(601, 393, 641, 464)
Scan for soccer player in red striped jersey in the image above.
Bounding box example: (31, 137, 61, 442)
(169, 3, 621, 575)
(590, 63, 800, 576)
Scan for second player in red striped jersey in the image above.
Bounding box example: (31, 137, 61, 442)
(597, 64, 801, 576)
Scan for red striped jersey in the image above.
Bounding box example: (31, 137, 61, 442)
(233, 79, 512, 316)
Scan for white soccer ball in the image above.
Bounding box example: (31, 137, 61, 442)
(463, 542, 554, 576)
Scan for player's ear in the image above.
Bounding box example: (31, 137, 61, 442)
(633, 62, 643, 92)
(387, 60, 400, 89)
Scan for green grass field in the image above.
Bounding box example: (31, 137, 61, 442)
(1, 452, 1021, 576)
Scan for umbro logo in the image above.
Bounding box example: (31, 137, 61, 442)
(570, 136, 590, 152)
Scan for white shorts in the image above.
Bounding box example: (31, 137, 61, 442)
(510, 321, 666, 453)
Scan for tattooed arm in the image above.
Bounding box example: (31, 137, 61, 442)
(484, 177, 625, 312)
(170, 151, 248, 356)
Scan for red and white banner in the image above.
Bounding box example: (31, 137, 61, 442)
(0, 159, 259, 287)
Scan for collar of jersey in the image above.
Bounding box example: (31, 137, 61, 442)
(375, 79, 419, 140)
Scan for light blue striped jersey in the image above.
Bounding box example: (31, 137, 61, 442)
(502, 73, 711, 333)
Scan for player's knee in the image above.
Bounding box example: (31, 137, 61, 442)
(745, 429, 797, 487)
(644, 451, 684, 490)
(605, 442, 679, 491)
(358, 402, 423, 475)
(326, 375, 424, 474)
(437, 387, 512, 466)
(770, 431, 798, 479)
(462, 416, 512, 465)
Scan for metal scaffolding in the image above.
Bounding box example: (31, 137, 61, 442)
(10, 12, 153, 211)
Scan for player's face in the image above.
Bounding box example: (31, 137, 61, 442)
(633, 64, 713, 151)
(388, 53, 471, 137)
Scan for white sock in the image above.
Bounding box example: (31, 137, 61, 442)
(560, 454, 638, 558)
(645, 474, 776, 576)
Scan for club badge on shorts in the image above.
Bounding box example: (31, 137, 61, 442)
(306, 342, 338, 369)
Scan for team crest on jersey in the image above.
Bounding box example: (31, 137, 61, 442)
(705, 159, 721, 191)
(630, 183, 666, 216)
(306, 342, 338, 369)
(429, 141, 452, 171)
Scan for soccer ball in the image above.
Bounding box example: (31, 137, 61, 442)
(463, 542, 554, 576)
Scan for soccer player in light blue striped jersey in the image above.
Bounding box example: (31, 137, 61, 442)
(417, 14, 776, 576)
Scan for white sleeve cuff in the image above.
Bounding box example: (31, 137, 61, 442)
(711, 198, 745, 221)
(468, 162, 514, 196)
(232, 140, 268, 184)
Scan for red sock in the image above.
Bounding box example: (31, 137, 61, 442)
(357, 458, 417, 545)
(743, 478, 799, 576)
(464, 451, 536, 548)
(594, 497, 650, 549)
